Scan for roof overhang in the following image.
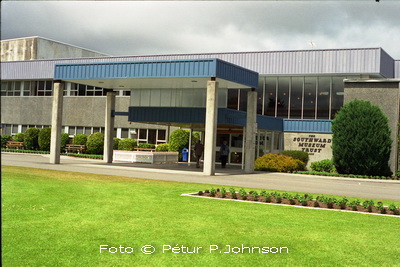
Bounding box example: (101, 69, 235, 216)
(54, 58, 259, 89)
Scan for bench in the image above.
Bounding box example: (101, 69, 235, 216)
(65, 144, 86, 153)
(6, 141, 24, 149)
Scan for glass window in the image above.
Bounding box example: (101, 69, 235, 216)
(23, 81, 31, 96)
(290, 77, 303, 119)
(331, 77, 345, 119)
(84, 127, 92, 136)
(76, 127, 84, 135)
(264, 77, 276, 116)
(239, 89, 250, 111)
(256, 81, 263, 115)
(68, 127, 76, 135)
(148, 129, 157, 144)
(14, 81, 21, 96)
(138, 129, 147, 140)
(121, 128, 129, 138)
(157, 129, 166, 141)
(217, 134, 229, 146)
(1, 82, 7, 96)
(277, 77, 289, 118)
(123, 91, 131, 96)
(230, 134, 243, 148)
(227, 89, 239, 110)
(304, 77, 317, 119)
(317, 77, 331, 119)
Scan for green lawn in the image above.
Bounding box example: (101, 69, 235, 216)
(2, 166, 400, 266)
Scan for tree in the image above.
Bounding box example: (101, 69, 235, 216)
(86, 132, 104, 155)
(168, 129, 200, 160)
(332, 100, 392, 176)
(38, 127, 52, 151)
(24, 127, 40, 150)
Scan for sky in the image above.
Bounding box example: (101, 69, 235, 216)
(1, 0, 400, 59)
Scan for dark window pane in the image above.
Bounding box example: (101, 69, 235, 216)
(264, 77, 277, 116)
(277, 77, 289, 118)
(331, 77, 345, 119)
(158, 129, 166, 141)
(239, 89, 250, 112)
(290, 77, 303, 119)
(303, 77, 316, 119)
(317, 77, 331, 119)
(256, 81, 263, 115)
(139, 129, 147, 140)
(148, 129, 157, 144)
(227, 89, 239, 110)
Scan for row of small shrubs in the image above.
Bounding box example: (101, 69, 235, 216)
(254, 150, 309, 172)
(1, 128, 70, 152)
(198, 188, 400, 215)
(293, 171, 397, 180)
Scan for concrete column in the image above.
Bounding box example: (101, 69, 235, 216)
(244, 90, 257, 173)
(50, 81, 64, 164)
(104, 91, 117, 163)
(203, 80, 218, 175)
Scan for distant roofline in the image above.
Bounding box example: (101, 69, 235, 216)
(0, 36, 110, 57)
(1, 46, 397, 64)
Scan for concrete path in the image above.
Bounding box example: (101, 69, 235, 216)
(2, 153, 400, 201)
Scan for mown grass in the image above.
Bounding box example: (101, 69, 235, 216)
(2, 166, 400, 266)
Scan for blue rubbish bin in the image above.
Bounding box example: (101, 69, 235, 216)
(182, 148, 189, 162)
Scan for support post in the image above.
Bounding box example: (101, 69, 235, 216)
(50, 81, 64, 164)
(188, 128, 192, 165)
(104, 91, 117, 163)
(244, 90, 257, 173)
(203, 80, 218, 175)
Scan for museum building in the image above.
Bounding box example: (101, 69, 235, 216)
(1, 37, 400, 174)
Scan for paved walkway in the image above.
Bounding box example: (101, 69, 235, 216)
(2, 153, 400, 201)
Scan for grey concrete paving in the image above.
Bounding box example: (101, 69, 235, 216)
(2, 153, 400, 201)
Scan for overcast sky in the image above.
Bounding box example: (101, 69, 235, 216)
(2, 1, 400, 59)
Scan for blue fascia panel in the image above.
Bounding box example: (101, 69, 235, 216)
(128, 107, 283, 130)
(54, 58, 259, 88)
(284, 119, 332, 133)
(55, 59, 217, 80)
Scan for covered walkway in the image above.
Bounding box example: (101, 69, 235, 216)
(51, 58, 259, 175)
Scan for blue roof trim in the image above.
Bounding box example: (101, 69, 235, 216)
(284, 119, 332, 133)
(128, 107, 282, 130)
(54, 58, 258, 88)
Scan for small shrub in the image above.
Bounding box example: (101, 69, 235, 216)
(229, 188, 237, 199)
(113, 138, 120, 150)
(310, 159, 336, 173)
(204, 190, 210, 194)
(86, 132, 104, 155)
(24, 127, 40, 150)
(61, 133, 70, 152)
(251, 191, 259, 201)
(388, 203, 398, 214)
(221, 188, 226, 198)
(198, 191, 203, 196)
(1, 135, 12, 147)
(313, 201, 320, 207)
(349, 200, 360, 211)
(239, 188, 247, 200)
(118, 138, 137, 151)
(13, 133, 25, 142)
(210, 188, 216, 197)
(254, 153, 305, 172)
(281, 150, 309, 165)
(376, 202, 385, 214)
(138, 143, 156, 149)
(156, 143, 169, 152)
(38, 128, 52, 151)
(362, 200, 375, 212)
(73, 134, 87, 145)
(335, 198, 348, 209)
